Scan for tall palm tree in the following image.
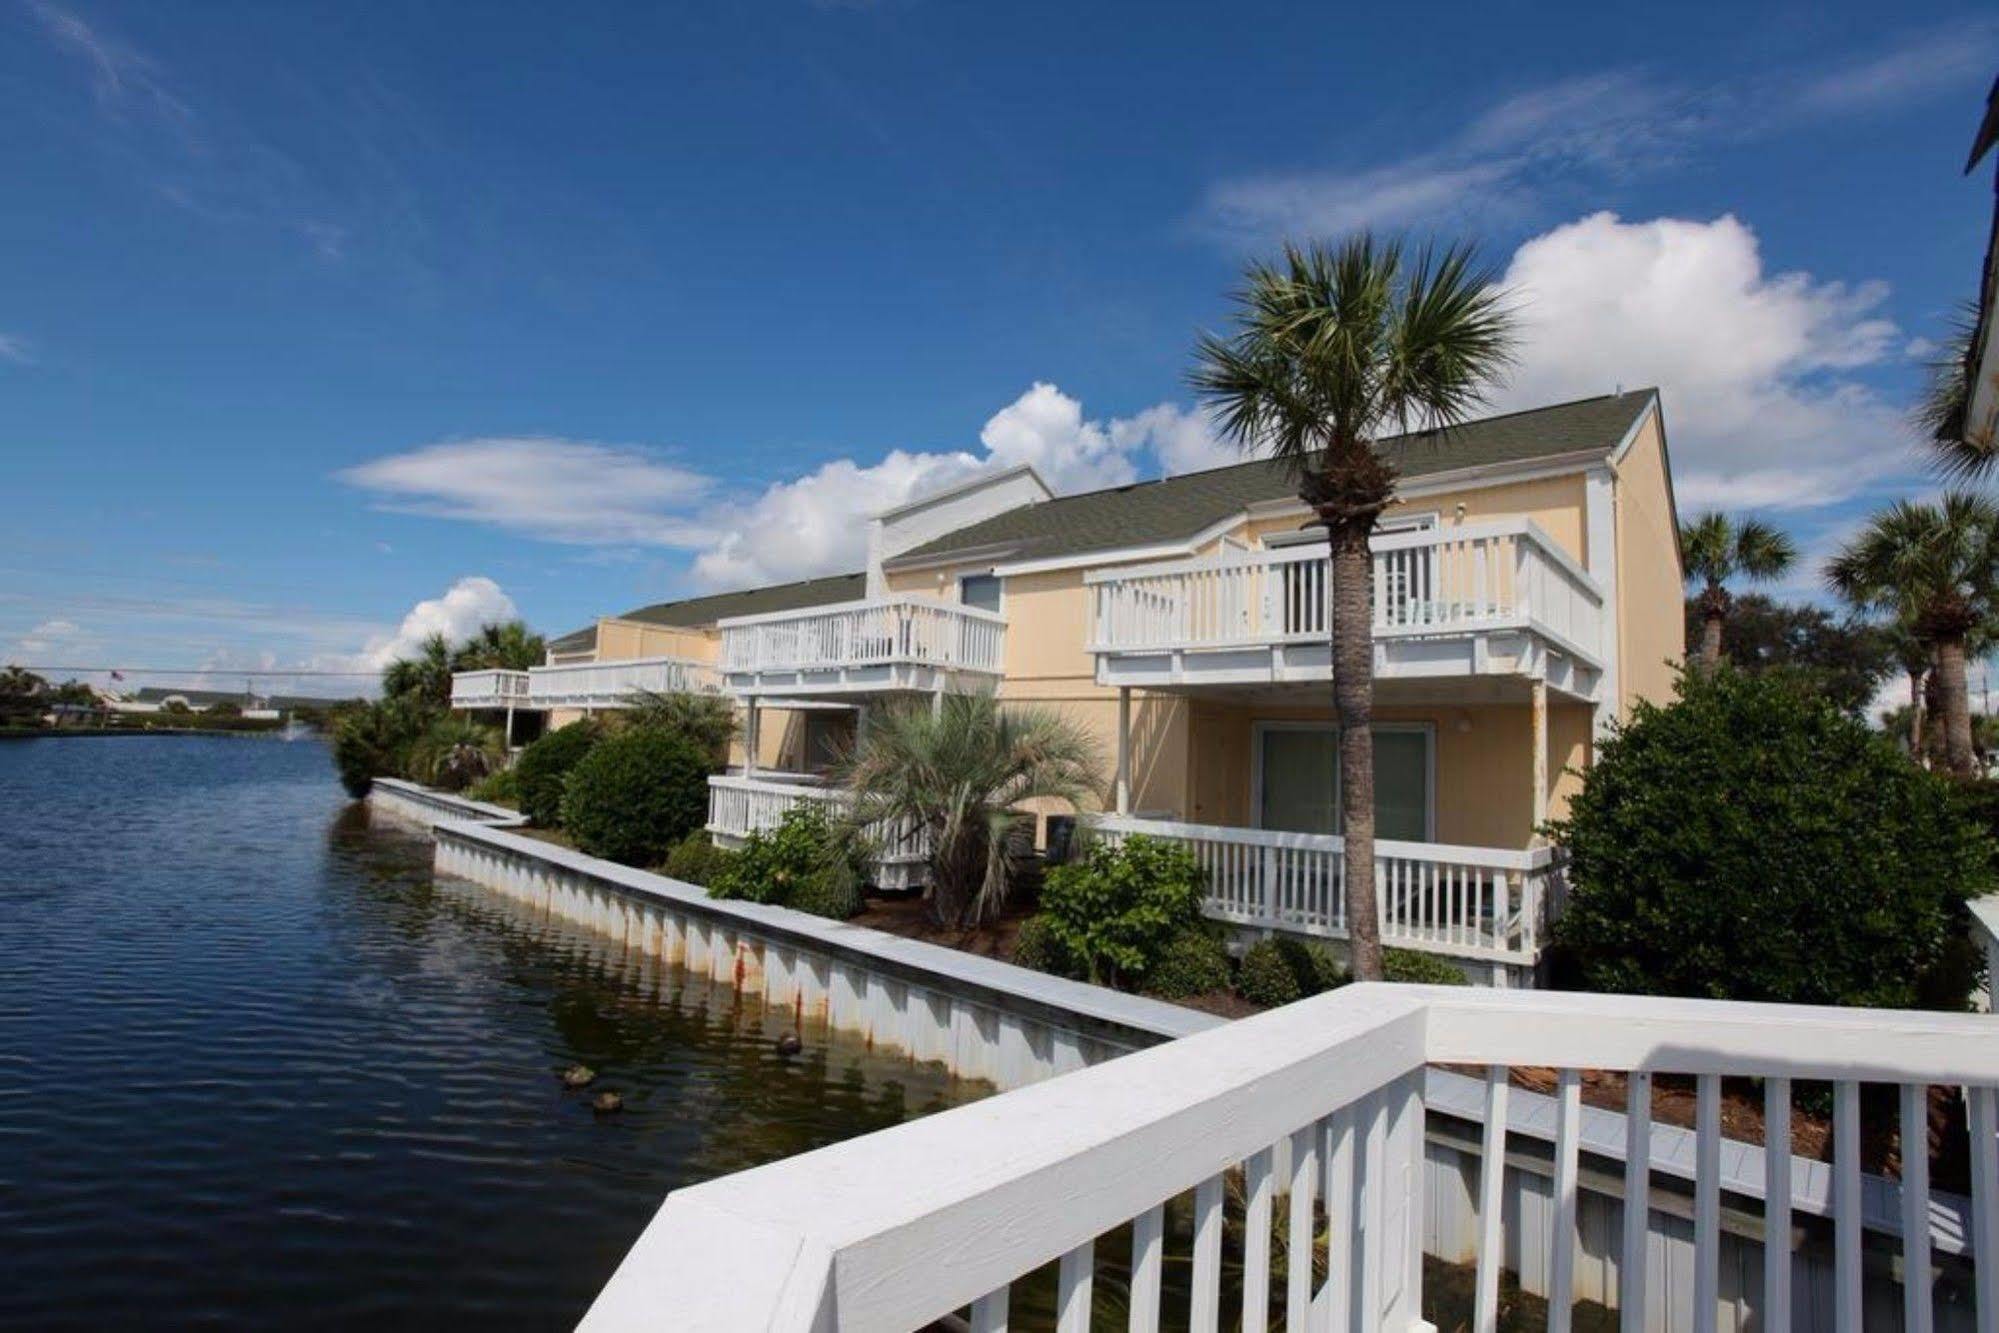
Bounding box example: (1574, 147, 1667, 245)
(1916, 302, 1989, 479)
(1680, 512, 1797, 668)
(1828, 492, 1999, 776)
(1884, 619, 1932, 761)
(381, 633, 454, 705)
(454, 620, 547, 672)
(1190, 237, 1515, 982)
(841, 694, 1101, 929)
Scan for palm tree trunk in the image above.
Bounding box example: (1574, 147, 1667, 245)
(1330, 527, 1383, 982)
(1698, 611, 1724, 669)
(1908, 667, 1925, 758)
(1935, 634, 1978, 777)
(1923, 668, 1947, 768)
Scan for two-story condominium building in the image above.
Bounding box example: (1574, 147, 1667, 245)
(455, 389, 1682, 981)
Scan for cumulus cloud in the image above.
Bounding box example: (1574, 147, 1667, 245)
(358, 576, 517, 671)
(1492, 212, 1906, 509)
(1113, 402, 1238, 476)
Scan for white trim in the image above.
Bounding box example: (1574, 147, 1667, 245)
(1248, 719, 1436, 840)
(716, 593, 1006, 630)
(870, 463, 1052, 522)
(1604, 391, 1659, 465)
(1244, 449, 1621, 530)
(957, 570, 1005, 617)
(1584, 465, 1620, 738)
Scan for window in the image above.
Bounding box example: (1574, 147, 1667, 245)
(959, 573, 1003, 614)
(800, 711, 854, 774)
(1253, 723, 1433, 841)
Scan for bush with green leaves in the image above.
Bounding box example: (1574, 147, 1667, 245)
(559, 727, 712, 866)
(514, 721, 599, 827)
(1236, 936, 1346, 1008)
(1143, 928, 1233, 999)
(330, 696, 434, 798)
(1550, 666, 1991, 1010)
(406, 714, 505, 792)
(708, 805, 864, 919)
(467, 765, 520, 807)
(1382, 949, 1468, 985)
(1009, 915, 1080, 979)
(1038, 835, 1206, 987)
(662, 831, 737, 887)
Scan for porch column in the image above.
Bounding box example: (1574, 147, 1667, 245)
(504, 705, 515, 749)
(1530, 677, 1549, 838)
(744, 698, 759, 779)
(1116, 686, 1132, 815)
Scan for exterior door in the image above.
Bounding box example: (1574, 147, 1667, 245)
(1255, 724, 1432, 840)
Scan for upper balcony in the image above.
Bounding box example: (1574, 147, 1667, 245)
(718, 596, 1006, 698)
(1087, 518, 1605, 699)
(524, 655, 719, 710)
(448, 669, 531, 710)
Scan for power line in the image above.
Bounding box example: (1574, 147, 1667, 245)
(9, 664, 382, 677)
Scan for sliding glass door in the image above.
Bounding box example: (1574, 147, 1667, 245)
(1254, 724, 1433, 841)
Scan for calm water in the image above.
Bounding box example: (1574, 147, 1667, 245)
(0, 735, 977, 1329)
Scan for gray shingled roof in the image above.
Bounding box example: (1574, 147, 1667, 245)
(888, 391, 1656, 569)
(549, 571, 869, 656)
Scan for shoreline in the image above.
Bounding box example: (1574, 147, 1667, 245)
(0, 726, 312, 740)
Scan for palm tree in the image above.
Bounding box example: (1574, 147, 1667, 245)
(1827, 492, 1999, 776)
(1190, 237, 1515, 982)
(454, 620, 547, 672)
(841, 694, 1101, 929)
(1680, 512, 1798, 668)
(617, 688, 736, 765)
(1885, 619, 1932, 761)
(1917, 302, 1989, 479)
(381, 633, 454, 705)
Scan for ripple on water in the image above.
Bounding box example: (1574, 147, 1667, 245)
(0, 735, 981, 1328)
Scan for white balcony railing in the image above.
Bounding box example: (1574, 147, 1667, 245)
(719, 597, 1005, 685)
(706, 774, 930, 885)
(524, 656, 719, 709)
(581, 985, 1999, 1332)
(1088, 814, 1556, 970)
(1088, 518, 1604, 664)
(448, 669, 531, 709)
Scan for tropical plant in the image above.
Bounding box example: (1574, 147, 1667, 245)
(1382, 948, 1469, 985)
(381, 633, 455, 706)
(560, 727, 712, 866)
(1917, 300, 1987, 476)
(330, 695, 433, 798)
(467, 766, 520, 807)
(616, 689, 736, 765)
(1679, 592, 1892, 716)
(1190, 236, 1516, 980)
(453, 620, 547, 672)
(841, 694, 1100, 927)
(1143, 928, 1235, 999)
(1037, 835, 1207, 987)
(1827, 492, 1999, 776)
(707, 806, 862, 920)
(407, 714, 505, 792)
(0, 665, 47, 726)
(1237, 935, 1345, 1008)
(1679, 512, 1797, 669)
(1009, 915, 1080, 979)
(513, 721, 600, 826)
(662, 831, 737, 887)
(1550, 666, 1990, 1010)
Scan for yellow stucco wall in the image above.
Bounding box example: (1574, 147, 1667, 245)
(1611, 411, 1684, 713)
(1241, 471, 1590, 565)
(591, 618, 720, 664)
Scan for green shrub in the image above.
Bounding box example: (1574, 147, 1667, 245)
(1010, 915, 1081, 979)
(1383, 949, 1467, 985)
(515, 721, 600, 827)
(468, 766, 520, 806)
(1236, 936, 1346, 1008)
(1144, 928, 1233, 999)
(662, 831, 737, 887)
(1039, 835, 1206, 987)
(560, 727, 712, 866)
(330, 696, 433, 798)
(709, 805, 864, 919)
(1550, 666, 1992, 1010)
(407, 714, 505, 792)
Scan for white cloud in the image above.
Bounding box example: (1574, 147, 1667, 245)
(977, 382, 1140, 491)
(1113, 402, 1237, 476)
(358, 576, 517, 671)
(1492, 212, 1907, 509)
(11, 617, 82, 658)
(1788, 26, 1999, 117)
(339, 437, 717, 547)
(0, 333, 31, 364)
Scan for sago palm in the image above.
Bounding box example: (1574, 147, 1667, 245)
(1680, 512, 1797, 668)
(840, 694, 1101, 929)
(1190, 236, 1515, 981)
(1827, 492, 1999, 776)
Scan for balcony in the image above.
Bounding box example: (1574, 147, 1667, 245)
(448, 669, 530, 710)
(718, 596, 1006, 698)
(580, 985, 1999, 1332)
(706, 773, 931, 889)
(1087, 813, 1556, 982)
(523, 656, 719, 710)
(1088, 519, 1605, 698)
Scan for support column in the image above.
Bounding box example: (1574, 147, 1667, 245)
(1530, 677, 1549, 839)
(744, 698, 759, 779)
(1116, 686, 1132, 816)
(504, 705, 515, 749)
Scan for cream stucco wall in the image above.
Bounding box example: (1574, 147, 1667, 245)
(1610, 411, 1684, 712)
(591, 617, 721, 664)
(1240, 471, 1590, 565)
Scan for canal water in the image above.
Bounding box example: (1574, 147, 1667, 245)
(0, 735, 977, 1328)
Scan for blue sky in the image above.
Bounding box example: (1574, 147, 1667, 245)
(3, 0, 1995, 694)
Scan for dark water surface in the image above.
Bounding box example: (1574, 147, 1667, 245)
(0, 735, 977, 1329)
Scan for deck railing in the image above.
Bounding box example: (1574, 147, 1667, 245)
(580, 986, 1999, 1332)
(1087, 519, 1604, 662)
(524, 655, 718, 708)
(719, 596, 1006, 677)
(448, 668, 531, 709)
(1087, 813, 1556, 970)
(706, 774, 930, 870)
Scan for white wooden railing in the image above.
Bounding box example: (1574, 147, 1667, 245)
(524, 655, 718, 708)
(581, 985, 1999, 1332)
(719, 597, 1006, 677)
(1974, 896, 1999, 1013)
(448, 668, 531, 709)
(706, 774, 930, 868)
(1087, 519, 1604, 662)
(1087, 813, 1556, 969)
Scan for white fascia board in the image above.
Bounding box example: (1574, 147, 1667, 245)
(988, 512, 1252, 579)
(1247, 449, 1619, 527)
(881, 541, 1026, 576)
